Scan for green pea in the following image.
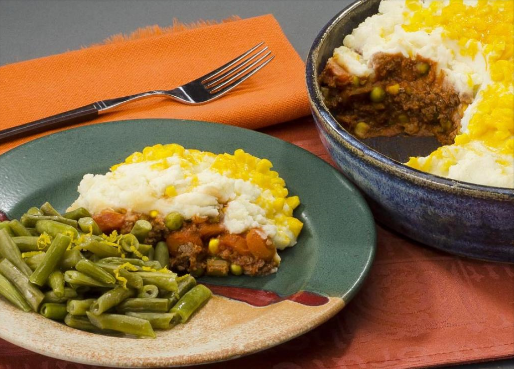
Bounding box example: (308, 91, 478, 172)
(164, 212, 183, 231)
(370, 86, 386, 103)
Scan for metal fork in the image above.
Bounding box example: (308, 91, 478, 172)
(0, 42, 274, 143)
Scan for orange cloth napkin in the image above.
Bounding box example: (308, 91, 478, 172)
(0, 14, 310, 155)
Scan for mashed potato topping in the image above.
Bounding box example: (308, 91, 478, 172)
(331, 0, 513, 188)
(68, 144, 303, 250)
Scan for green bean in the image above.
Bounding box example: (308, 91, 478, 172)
(137, 244, 154, 257)
(64, 314, 98, 332)
(171, 284, 212, 323)
(86, 311, 156, 338)
(27, 228, 39, 236)
(206, 258, 229, 276)
(146, 246, 155, 261)
(167, 275, 197, 307)
(24, 252, 46, 271)
(30, 233, 71, 286)
(40, 303, 68, 321)
(77, 217, 101, 235)
(26, 207, 43, 216)
(137, 271, 178, 292)
(154, 241, 170, 269)
(59, 247, 84, 270)
(63, 207, 91, 220)
(0, 259, 44, 311)
(125, 312, 177, 330)
(130, 220, 152, 242)
(80, 239, 120, 258)
(40, 202, 60, 216)
(89, 286, 134, 315)
(164, 212, 183, 231)
(64, 270, 112, 288)
(12, 236, 43, 252)
(89, 254, 102, 263)
(44, 287, 78, 303)
(21, 214, 79, 228)
(100, 257, 161, 269)
(116, 298, 169, 313)
(117, 268, 143, 290)
(67, 298, 95, 315)
(48, 270, 65, 298)
(75, 259, 116, 285)
(0, 272, 32, 311)
(35, 220, 78, 239)
(93, 262, 125, 275)
(0, 222, 14, 237)
(177, 275, 197, 297)
(1, 204, 212, 337)
(119, 234, 139, 253)
(9, 220, 32, 237)
(138, 285, 159, 299)
(69, 285, 91, 295)
(166, 294, 179, 307)
(0, 228, 33, 276)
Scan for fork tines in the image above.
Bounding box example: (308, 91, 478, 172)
(201, 42, 274, 95)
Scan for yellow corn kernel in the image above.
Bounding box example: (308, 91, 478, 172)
(164, 185, 177, 197)
(273, 198, 285, 211)
(272, 187, 288, 198)
(110, 164, 121, 172)
(257, 159, 273, 173)
(287, 217, 304, 238)
(270, 177, 286, 187)
(234, 149, 245, 161)
(150, 159, 170, 171)
(126, 152, 143, 164)
(386, 84, 400, 95)
(149, 210, 159, 218)
(285, 196, 300, 210)
(208, 238, 220, 255)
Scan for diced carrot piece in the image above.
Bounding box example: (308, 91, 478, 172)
(198, 223, 225, 239)
(246, 229, 275, 261)
(93, 210, 125, 233)
(219, 234, 250, 256)
(166, 230, 203, 255)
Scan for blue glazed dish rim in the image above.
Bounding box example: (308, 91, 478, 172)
(306, 0, 514, 201)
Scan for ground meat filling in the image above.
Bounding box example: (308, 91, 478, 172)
(319, 52, 472, 144)
(93, 210, 279, 277)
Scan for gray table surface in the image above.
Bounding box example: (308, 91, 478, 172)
(0, 1, 512, 368)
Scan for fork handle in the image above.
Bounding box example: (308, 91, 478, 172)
(0, 103, 100, 143)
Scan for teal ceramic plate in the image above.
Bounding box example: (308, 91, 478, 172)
(0, 119, 375, 367)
